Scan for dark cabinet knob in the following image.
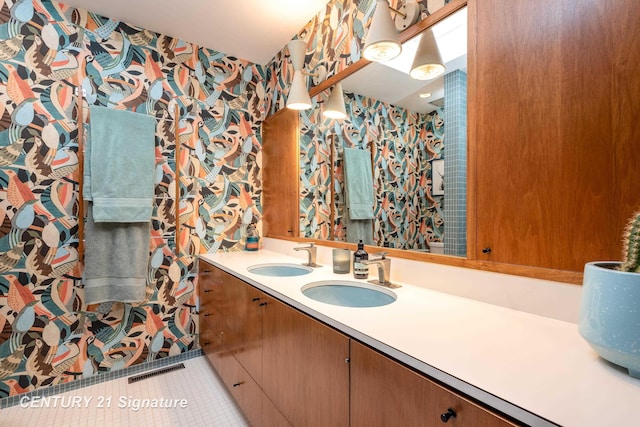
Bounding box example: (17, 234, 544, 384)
(203, 289, 213, 293)
(482, 247, 492, 254)
(259, 302, 268, 307)
(252, 297, 260, 302)
(232, 382, 243, 387)
(203, 313, 212, 317)
(203, 341, 210, 346)
(440, 408, 456, 423)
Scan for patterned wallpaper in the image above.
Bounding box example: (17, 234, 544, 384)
(0, 0, 451, 398)
(300, 92, 445, 250)
(0, 0, 268, 397)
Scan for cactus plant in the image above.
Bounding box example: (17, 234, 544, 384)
(620, 210, 640, 273)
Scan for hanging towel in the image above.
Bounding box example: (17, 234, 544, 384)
(86, 106, 156, 222)
(83, 203, 149, 304)
(343, 148, 375, 219)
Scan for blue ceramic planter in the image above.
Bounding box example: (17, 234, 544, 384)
(579, 262, 640, 378)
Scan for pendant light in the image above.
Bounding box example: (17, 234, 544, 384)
(363, 0, 402, 62)
(409, 29, 445, 80)
(323, 83, 346, 120)
(286, 39, 312, 110)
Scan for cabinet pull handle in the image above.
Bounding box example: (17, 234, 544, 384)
(345, 357, 350, 364)
(482, 247, 492, 254)
(232, 382, 243, 387)
(204, 289, 213, 293)
(252, 297, 260, 302)
(203, 341, 211, 346)
(440, 408, 456, 423)
(259, 302, 268, 307)
(203, 313, 212, 317)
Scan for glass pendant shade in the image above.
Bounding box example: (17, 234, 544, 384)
(323, 83, 346, 120)
(287, 71, 312, 110)
(363, 0, 402, 62)
(409, 30, 445, 80)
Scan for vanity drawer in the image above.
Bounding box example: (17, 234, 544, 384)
(350, 341, 517, 427)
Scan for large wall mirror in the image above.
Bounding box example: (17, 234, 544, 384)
(298, 6, 467, 257)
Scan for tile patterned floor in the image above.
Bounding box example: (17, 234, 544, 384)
(0, 356, 249, 427)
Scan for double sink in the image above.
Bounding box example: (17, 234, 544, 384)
(247, 263, 396, 308)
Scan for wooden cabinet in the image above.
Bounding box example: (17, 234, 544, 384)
(199, 264, 346, 426)
(350, 341, 516, 427)
(200, 263, 515, 426)
(470, 0, 640, 271)
(199, 261, 225, 373)
(222, 273, 264, 385)
(261, 107, 300, 238)
(262, 295, 350, 427)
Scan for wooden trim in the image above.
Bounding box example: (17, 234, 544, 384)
(174, 103, 180, 257)
(76, 88, 85, 262)
(466, 0, 478, 260)
(329, 134, 335, 240)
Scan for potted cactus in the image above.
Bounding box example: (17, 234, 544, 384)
(579, 210, 640, 378)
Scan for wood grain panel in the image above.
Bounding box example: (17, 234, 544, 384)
(262, 296, 350, 427)
(199, 261, 226, 373)
(350, 341, 516, 427)
(221, 271, 264, 385)
(262, 108, 300, 238)
(473, 0, 640, 271)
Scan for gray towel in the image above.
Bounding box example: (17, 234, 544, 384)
(83, 204, 149, 304)
(345, 214, 374, 245)
(86, 106, 156, 222)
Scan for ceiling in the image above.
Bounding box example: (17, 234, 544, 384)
(59, 0, 331, 65)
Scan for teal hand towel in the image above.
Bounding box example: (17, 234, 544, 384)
(343, 148, 374, 219)
(87, 106, 156, 222)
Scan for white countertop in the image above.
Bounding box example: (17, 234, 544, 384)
(199, 249, 640, 427)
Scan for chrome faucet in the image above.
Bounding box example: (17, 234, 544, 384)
(362, 253, 400, 289)
(293, 243, 321, 267)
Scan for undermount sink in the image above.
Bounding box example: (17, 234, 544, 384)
(301, 281, 397, 308)
(247, 263, 313, 277)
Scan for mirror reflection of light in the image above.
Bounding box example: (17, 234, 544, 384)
(380, 7, 467, 76)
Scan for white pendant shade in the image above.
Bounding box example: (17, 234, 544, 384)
(287, 39, 306, 71)
(323, 83, 346, 120)
(409, 29, 445, 80)
(287, 71, 312, 110)
(363, 0, 402, 62)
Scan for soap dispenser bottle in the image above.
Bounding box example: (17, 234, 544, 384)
(353, 240, 369, 279)
(245, 224, 260, 251)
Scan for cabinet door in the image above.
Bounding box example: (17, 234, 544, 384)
(223, 351, 263, 427)
(261, 108, 300, 238)
(350, 341, 515, 427)
(471, 0, 640, 271)
(199, 261, 225, 373)
(262, 296, 350, 427)
(221, 271, 264, 385)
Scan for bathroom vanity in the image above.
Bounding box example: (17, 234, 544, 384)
(199, 257, 515, 426)
(197, 243, 639, 426)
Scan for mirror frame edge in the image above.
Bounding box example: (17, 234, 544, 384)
(266, 0, 583, 286)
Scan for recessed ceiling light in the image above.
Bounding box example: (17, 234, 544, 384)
(419, 92, 432, 99)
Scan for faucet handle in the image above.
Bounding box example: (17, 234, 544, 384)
(373, 252, 388, 259)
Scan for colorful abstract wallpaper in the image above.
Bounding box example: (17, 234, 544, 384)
(0, 0, 449, 398)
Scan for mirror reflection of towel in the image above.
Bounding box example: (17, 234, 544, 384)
(343, 148, 375, 244)
(343, 148, 374, 219)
